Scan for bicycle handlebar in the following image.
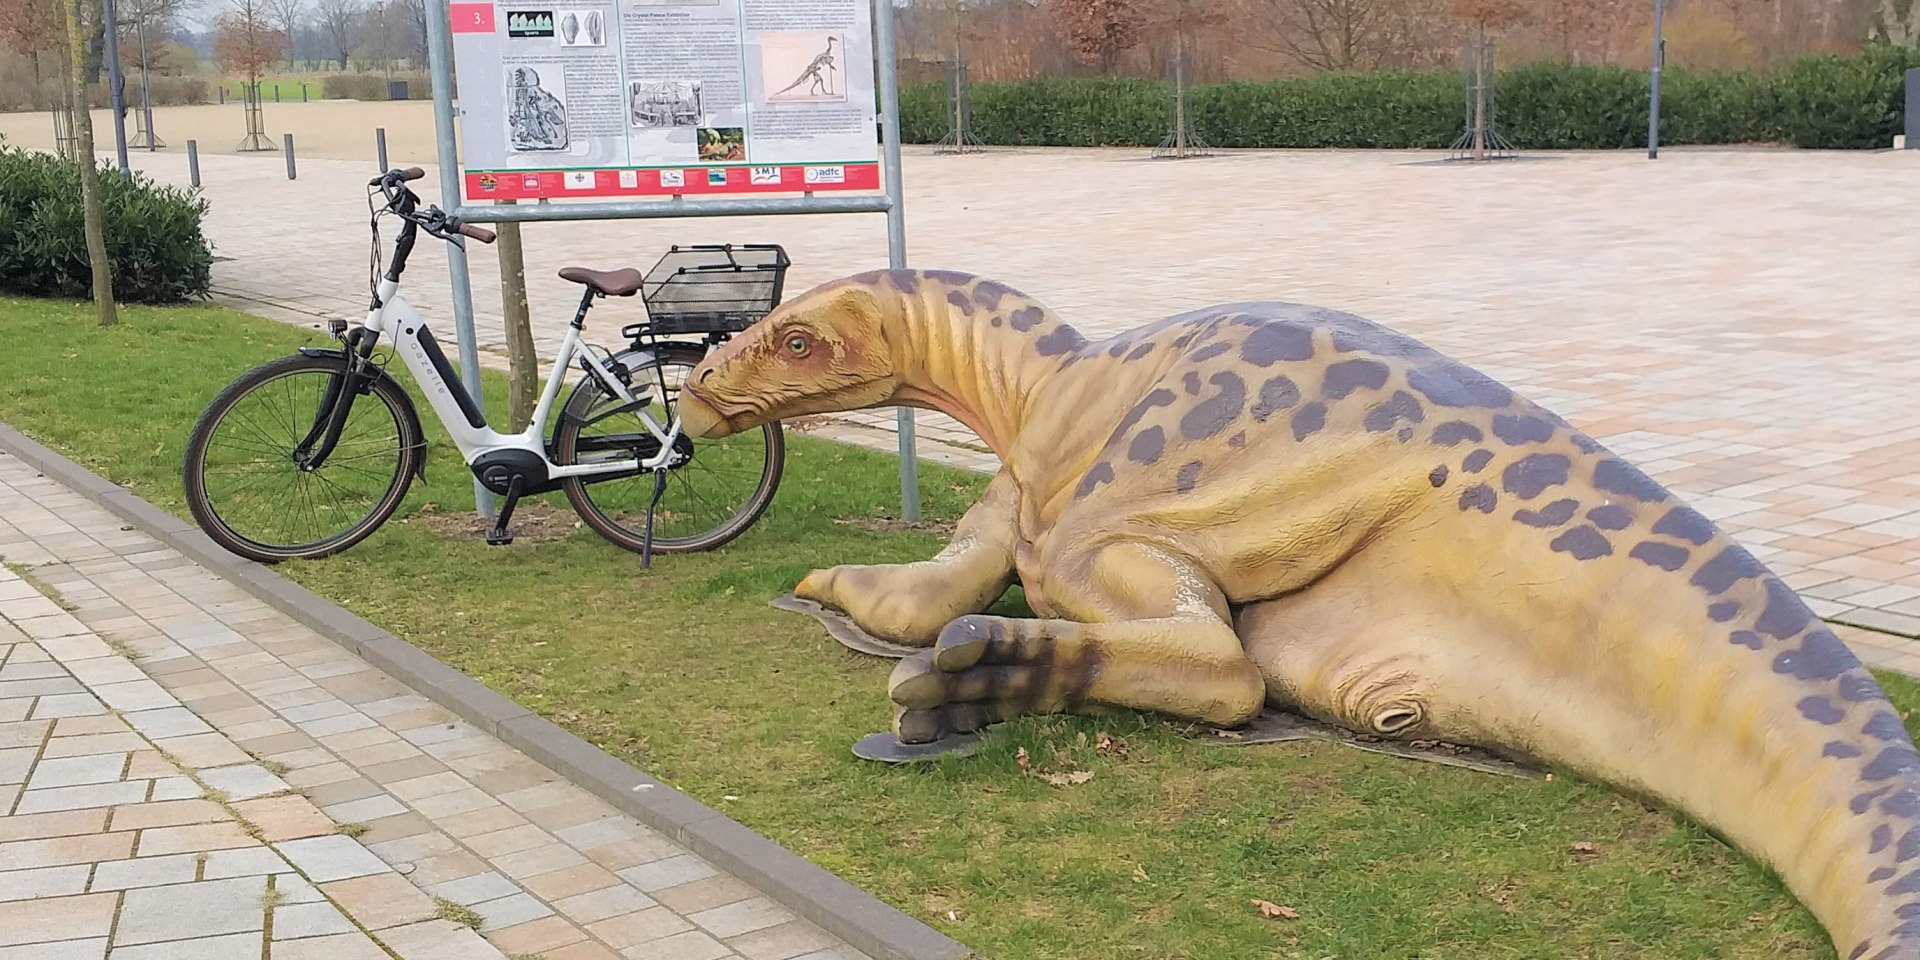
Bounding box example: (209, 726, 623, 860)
(457, 222, 497, 244)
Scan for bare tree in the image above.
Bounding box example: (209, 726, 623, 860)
(261, 0, 304, 65)
(314, 0, 361, 67)
(216, 0, 289, 84)
(1237, 0, 1430, 71)
(58, 0, 116, 325)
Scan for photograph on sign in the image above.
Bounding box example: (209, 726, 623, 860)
(453, 0, 880, 199)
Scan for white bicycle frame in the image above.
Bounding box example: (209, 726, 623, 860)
(360, 275, 682, 478)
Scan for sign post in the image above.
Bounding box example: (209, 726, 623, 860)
(425, 0, 919, 519)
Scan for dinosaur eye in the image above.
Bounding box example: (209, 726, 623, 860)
(785, 334, 810, 357)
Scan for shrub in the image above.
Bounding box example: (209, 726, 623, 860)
(902, 48, 1919, 151)
(0, 144, 213, 304)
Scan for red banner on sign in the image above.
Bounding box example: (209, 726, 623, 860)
(464, 162, 881, 201)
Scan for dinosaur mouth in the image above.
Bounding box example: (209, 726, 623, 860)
(678, 387, 739, 438)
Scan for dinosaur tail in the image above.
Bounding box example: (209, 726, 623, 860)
(1564, 559, 1920, 960)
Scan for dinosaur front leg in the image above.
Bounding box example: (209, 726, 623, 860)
(884, 540, 1267, 741)
(794, 469, 1019, 646)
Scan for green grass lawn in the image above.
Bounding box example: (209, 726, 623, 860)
(3, 295, 1907, 960)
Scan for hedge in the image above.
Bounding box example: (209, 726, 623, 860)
(902, 45, 1920, 150)
(0, 144, 213, 304)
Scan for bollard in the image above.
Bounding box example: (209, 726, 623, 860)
(187, 140, 200, 187)
(302, 82, 308, 103)
(375, 128, 389, 173)
(284, 134, 296, 180)
(274, 83, 281, 103)
(218, 87, 225, 105)
(1907, 69, 1919, 149)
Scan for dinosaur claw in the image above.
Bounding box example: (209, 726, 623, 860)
(934, 615, 994, 671)
(888, 654, 945, 709)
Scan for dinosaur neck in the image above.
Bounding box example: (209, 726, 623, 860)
(882, 279, 1069, 461)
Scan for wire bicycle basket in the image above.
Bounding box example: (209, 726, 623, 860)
(626, 243, 791, 338)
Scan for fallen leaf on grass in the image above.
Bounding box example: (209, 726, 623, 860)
(1569, 841, 1602, 857)
(1251, 900, 1298, 920)
(1015, 747, 1030, 773)
(1131, 864, 1149, 883)
(1212, 728, 1245, 740)
(1039, 770, 1094, 787)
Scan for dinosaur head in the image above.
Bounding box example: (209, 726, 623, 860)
(680, 279, 897, 438)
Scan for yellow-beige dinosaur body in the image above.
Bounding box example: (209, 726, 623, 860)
(678, 269, 1920, 959)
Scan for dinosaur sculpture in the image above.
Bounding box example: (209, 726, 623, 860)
(678, 269, 1920, 960)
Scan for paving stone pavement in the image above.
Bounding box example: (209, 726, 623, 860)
(94, 145, 1920, 631)
(0, 452, 868, 960)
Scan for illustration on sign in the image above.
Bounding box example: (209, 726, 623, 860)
(451, 0, 882, 199)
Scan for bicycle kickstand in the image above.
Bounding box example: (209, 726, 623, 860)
(487, 476, 525, 546)
(640, 468, 669, 569)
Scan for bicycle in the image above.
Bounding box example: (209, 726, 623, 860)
(183, 166, 787, 566)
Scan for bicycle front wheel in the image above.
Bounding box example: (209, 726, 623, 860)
(184, 353, 422, 563)
(555, 342, 783, 554)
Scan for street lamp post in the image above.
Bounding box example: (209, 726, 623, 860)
(102, 0, 131, 175)
(1648, 0, 1666, 160)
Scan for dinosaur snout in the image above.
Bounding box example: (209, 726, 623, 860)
(678, 386, 737, 439)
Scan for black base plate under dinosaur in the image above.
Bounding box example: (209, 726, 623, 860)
(771, 593, 1542, 778)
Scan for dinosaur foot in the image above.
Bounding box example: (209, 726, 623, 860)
(1196, 709, 1545, 781)
(852, 730, 984, 764)
(770, 594, 924, 659)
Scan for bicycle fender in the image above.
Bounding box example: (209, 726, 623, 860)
(296, 347, 431, 482)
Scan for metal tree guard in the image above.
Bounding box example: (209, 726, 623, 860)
(1449, 25, 1514, 161)
(934, 57, 983, 154)
(1153, 41, 1209, 159)
(238, 82, 276, 151)
(130, 4, 163, 150)
(51, 104, 77, 160)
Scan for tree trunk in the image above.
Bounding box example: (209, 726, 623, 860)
(496, 203, 538, 431)
(62, 0, 117, 326)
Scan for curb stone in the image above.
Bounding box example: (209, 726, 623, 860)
(0, 421, 975, 960)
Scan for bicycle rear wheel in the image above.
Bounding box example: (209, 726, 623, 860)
(555, 342, 783, 554)
(184, 353, 423, 563)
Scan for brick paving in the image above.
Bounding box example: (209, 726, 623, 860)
(60, 144, 1920, 633)
(0, 451, 866, 960)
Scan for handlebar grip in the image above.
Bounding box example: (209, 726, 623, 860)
(398, 167, 426, 181)
(458, 223, 497, 244)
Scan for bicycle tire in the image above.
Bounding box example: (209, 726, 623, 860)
(555, 342, 784, 554)
(183, 352, 423, 563)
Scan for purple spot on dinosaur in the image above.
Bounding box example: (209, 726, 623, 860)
(1252, 376, 1300, 422)
(1572, 434, 1604, 454)
(1292, 403, 1327, 441)
(1176, 461, 1203, 493)
(922, 269, 972, 287)
(1708, 601, 1740, 622)
(945, 290, 974, 315)
(1183, 371, 1202, 395)
(1691, 547, 1768, 595)
(1035, 325, 1087, 357)
(1240, 323, 1316, 366)
(1075, 462, 1115, 499)
(1898, 827, 1920, 862)
(1190, 342, 1232, 363)
(1459, 484, 1497, 513)
(1229, 432, 1246, 448)
(1516, 498, 1579, 528)
(1828, 741, 1863, 758)
(1799, 696, 1845, 724)
(1009, 306, 1045, 332)
(1127, 342, 1155, 361)
(1397, 428, 1414, 442)
(1322, 359, 1390, 400)
(1755, 578, 1813, 639)
(1868, 713, 1911, 742)
(1172, 333, 1196, 349)
(1492, 415, 1554, 445)
(1182, 372, 1247, 441)
(972, 279, 1013, 310)
(1501, 453, 1571, 499)
(1432, 421, 1484, 446)
(1842, 673, 1886, 703)
(1631, 541, 1690, 571)
(1652, 506, 1715, 546)
(1863, 747, 1920, 782)
(1876, 825, 1895, 853)
(1429, 465, 1449, 488)
(1887, 788, 1920, 817)
(1586, 504, 1633, 530)
(1328, 321, 1425, 357)
(992, 315, 1005, 328)
(1407, 359, 1514, 409)
(1550, 525, 1612, 560)
(1364, 392, 1425, 433)
(1852, 941, 1873, 960)
(1731, 630, 1763, 650)
(1463, 449, 1494, 474)
(1857, 786, 1895, 812)
(1891, 869, 1920, 895)
(1594, 459, 1668, 503)
(1105, 389, 1177, 450)
(1877, 867, 1901, 884)
(1773, 628, 1860, 682)
(1128, 426, 1165, 465)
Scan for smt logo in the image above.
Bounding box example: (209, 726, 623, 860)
(803, 165, 844, 184)
(750, 166, 781, 184)
(506, 10, 554, 36)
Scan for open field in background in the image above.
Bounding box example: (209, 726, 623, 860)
(6, 293, 1914, 959)
(0, 100, 447, 163)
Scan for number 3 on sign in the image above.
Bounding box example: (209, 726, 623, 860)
(449, 3, 496, 32)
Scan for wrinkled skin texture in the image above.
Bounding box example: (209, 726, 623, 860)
(682, 270, 1920, 960)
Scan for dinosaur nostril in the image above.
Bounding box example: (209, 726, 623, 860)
(698, 369, 713, 383)
(1371, 702, 1424, 735)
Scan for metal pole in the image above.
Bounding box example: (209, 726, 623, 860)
(136, 7, 155, 150)
(284, 133, 296, 178)
(102, 0, 130, 175)
(1648, 0, 1665, 159)
(874, 0, 919, 521)
(376, 127, 388, 172)
(186, 138, 199, 186)
(425, 0, 496, 518)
